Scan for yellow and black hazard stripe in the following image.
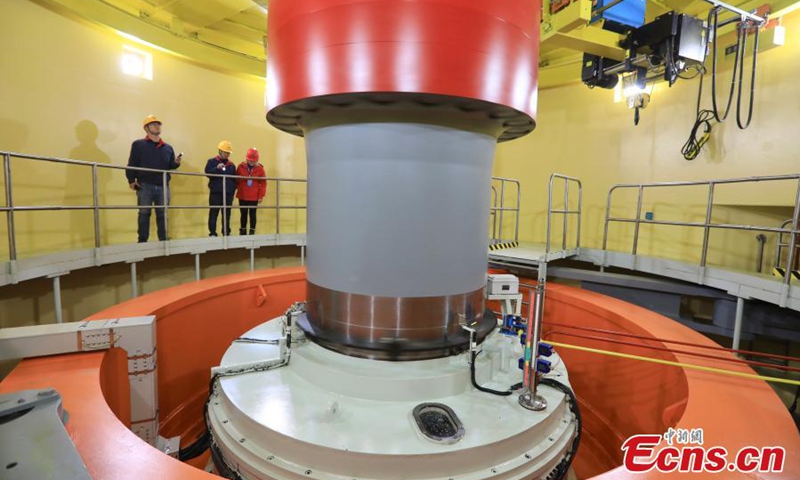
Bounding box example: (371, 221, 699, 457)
(772, 267, 800, 281)
(489, 241, 519, 251)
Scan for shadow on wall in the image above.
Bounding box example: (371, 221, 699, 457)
(0, 119, 30, 152)
(67, 120, 115, 247)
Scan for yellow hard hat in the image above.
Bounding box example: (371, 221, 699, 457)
(142, 114, 161, 128)
(217, 140, 233, 153)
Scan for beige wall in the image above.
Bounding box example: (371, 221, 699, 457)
(0, 0, 307, 261)
(495, 13, 800, 272)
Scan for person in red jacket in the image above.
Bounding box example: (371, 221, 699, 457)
(236, 148, 267, 235)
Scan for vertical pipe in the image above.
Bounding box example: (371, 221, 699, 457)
(755, 234, 766, 273)
(632, 186, 644, 255)
(576, 180, 583, 249)
(162, 172, 169, 241)
(195, 254, 201, 281)
(519, 263, 547, 412)
(514, 181, 520, 243)
(783, 181, 800, 284)
(700, 183, 715, 267)
(499, 180, 505, 242)
(53, 276, 63, 324)
(4, 154, 16, 261)
(301, 245, 305, 266)
(275, 180, 281, 235)
(732, 297, 745, 351)
(250, 248, 255, 272)
(130, 262, 138, 298)
(546, 176, 554, 253)
(491, 185, 497, 244)
(92, 164, 101, 248)
(222, 174, 228, 236)
(522, 287, 534, 389)
(602, 187, 614, 251)
(562, 178, 569, 250)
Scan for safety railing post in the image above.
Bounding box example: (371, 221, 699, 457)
(783, 180, 800, 285)
(162, 171, 169, 241)
(222, 174, 228, 239)
(576, 179, 583, 249)
(275, 180, 281, 235)
(700, 183, 715, 267)
(514, 180, 521, 243)
(92, 164, 101, 248)
(632, 186, 644, 255)
(602, 187, 614, 252)
(546, 175, 554, 253)
(499, 180, 505, 243)
(562, 178, 569, 250)
(3, 153, 15, 261)
(491, 185, 498, 243)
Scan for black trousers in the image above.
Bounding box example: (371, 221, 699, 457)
(240, 200, 258, 232)
(209, 191, 235, 235)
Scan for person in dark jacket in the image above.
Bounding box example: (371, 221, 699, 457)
(205, 141, 237, 236)
(126, 115, 181, 243)
(236, 148, 267, 235)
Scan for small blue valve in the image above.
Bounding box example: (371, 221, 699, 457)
(537, 358, 552, 374)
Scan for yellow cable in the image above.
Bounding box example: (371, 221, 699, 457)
(545, 339, 800, 387)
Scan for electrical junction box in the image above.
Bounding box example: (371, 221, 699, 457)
(487, 274, 519, 295)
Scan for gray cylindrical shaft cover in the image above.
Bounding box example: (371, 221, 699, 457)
(305, 123, 495, 297)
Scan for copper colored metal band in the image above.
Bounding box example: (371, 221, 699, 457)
(304, 281, 490, 359)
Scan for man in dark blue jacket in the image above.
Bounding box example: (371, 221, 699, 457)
(205, 141, 237, 236)
(126, 115, 181, 243)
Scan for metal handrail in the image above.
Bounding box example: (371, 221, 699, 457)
(546, 173, 582, 253)
(773, 219, 797, 270)
(602, 174, 800, 285)
(1, 150, 522, 262)
(1, 150, 307, 261)
(490, 177, 521, 244)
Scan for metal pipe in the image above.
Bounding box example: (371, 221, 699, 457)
(499, 180, 505, 243)
(775, 219, 793, 268)
(755, 234, 766, 273)
(632, 186, 644, 255)
(546, 175, 554, 252)
(195, 254, 201, 281)
(700, 183, 715, 267)
(162, 172, 169, 241)
(222, 173, 228, 240)
(732, 297, 745, 351)
(594, 0, 626, 17)
(92, 164, 101, 248)
(576, 178, 583, 249)
(130, 262, 138, 298)
(0, 204, 307, 211)
(275, 180, 281, 235)
(702, 0, 766, 24)
(250, 248, 255, 272)
(562, 178, 568, 250)
(519, 265, 547, 412)
(783, 181, 800, 284)
(301, 245, 305, 266)
(53, 275, 63, 324)
(514, 180, 521, 243)
(0, 150, 304, 182)
(4, 153, 16, 261)
(491, 185, 498, 243)
(602, 187, 615, 251)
